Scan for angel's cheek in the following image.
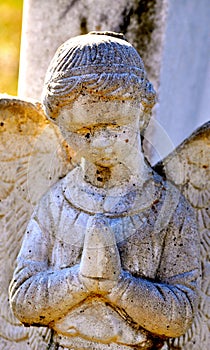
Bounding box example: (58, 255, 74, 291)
(64, 132, 89, 156)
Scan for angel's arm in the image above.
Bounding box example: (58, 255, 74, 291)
(108, 197, 200, 338)
(9, 199, 88, 326)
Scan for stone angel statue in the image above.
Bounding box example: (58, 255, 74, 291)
(0, 32, 209, 350)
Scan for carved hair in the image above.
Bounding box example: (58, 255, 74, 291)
(42, 31, 156, 130)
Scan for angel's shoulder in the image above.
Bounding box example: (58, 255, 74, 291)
(173, 190, 198, 236)
(34, 174, 74, 218)
(153, 170, 197, 228)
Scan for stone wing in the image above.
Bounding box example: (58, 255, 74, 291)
(154, 121, 210, 349)
(0, 96, 72, 349)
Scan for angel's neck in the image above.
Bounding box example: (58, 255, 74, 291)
(80, 151, 150, 189)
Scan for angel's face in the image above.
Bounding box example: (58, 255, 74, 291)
(55, 95, 141, 167)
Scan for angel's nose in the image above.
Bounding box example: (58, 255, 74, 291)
(91, 135, 114, 149)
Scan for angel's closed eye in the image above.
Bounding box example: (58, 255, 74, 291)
(76, 127, 92, 137)
(75, 124, 121, 137)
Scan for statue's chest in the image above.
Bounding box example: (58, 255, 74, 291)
(50, 201, 164, 279)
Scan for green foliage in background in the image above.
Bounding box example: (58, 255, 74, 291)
(0, 0, 23, 95)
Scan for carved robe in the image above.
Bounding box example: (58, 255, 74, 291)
(10, 167, 200, 349)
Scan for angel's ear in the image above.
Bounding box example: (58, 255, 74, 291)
(0, 95, 73, 349)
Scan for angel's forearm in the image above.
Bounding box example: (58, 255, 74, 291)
(109, 270, 198, 338)
(9, 263, 87, 326)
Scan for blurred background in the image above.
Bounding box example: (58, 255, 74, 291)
(0, 0, 23, 95)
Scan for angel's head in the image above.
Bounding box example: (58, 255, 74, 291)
(42, 32, 156, 168)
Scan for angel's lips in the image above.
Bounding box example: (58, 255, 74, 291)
(91, 152, 119, 166)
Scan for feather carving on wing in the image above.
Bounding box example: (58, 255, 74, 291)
(154, 121, 210, 349)
(0, 96, 72, 349)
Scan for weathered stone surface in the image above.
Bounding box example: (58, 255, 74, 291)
(0, 97, 72, 349)
(5, 32, 208, 349)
